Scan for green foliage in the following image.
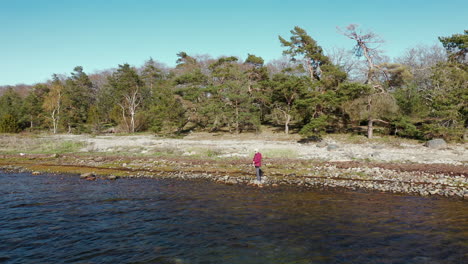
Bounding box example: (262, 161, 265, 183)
(378, 63, 414, 88)
(393, 84, 429, 118)
(176, 51, 197, 68)
(141, 58, 165, 88)
(107, 64, 147, 133)
(108, 64, 144, 97)
(319, 64, 347, 89)
(421, 123, 464, 141)
(0, 114, 20, 133)
(344, 92, 398, 122)
(336, 82, 372, 101)
(427, 61, 467, 139)
(21, 84, 48, 130)
(392, 117, 421, 139)
(0, 88, 23, 121)
(269, 73, 309, 133)
(2, 28, 466, 142)
(438, 30, 468, 63)
(279, 26, 331, 80)
(299, 115, 329, 136)
(149, 83, 187, 134)
(245, 54, 264, 66)
(174, 69, 208, 86)
(62, 66, 94, 133)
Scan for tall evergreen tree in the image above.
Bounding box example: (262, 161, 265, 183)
(438, 30, 468, 64)
(62, 66, 94, 133)
(279, 26, 331, 83)
(22, 84, 48, 130)
(269, 73, 307, 134)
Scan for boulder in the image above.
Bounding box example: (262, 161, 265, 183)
(32, 171, 41, 175)
(107, 175, 119, 180)
(425, 139, 447, 149)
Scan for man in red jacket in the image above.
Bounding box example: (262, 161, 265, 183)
(252, 148, 263, 182)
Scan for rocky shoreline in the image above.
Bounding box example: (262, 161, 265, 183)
(1, 154, 466, 199)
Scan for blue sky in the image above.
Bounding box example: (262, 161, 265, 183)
(1, 0, 467, 85)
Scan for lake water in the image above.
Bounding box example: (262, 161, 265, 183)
(0, 171, 467, 264)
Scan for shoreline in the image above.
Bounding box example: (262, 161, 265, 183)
(1, 153, 466, 199)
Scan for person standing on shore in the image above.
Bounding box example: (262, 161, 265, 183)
(252, 149, 263, 182)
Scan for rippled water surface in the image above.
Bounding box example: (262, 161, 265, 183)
(0, 172, 467, 264)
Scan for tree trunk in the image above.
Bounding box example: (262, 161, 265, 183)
(51, 109, 58, 134)
(119, 104, 129, 133)
(130, 110, 135, 133)
(235, 103, 239, 134)
(285, 113, 291, 134)
(367, 118, 373, 139)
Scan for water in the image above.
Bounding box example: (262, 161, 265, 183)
(0, 172, 467, 264)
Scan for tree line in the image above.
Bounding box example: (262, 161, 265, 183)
(1, 26, 466, 141)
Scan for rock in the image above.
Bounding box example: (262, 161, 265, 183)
(94, 156, 105, 162)
(80, 172, 95, 179)
(327, 144, 339, 151)
(424, 139, 447, 149)
(316, 141, 328, 148)
(50, 153, 60, 158)
(225, 178, 238, 185)
(107, 175, 119, 180)
(370, 152, 380, 158)
(32, 171, 41, 175)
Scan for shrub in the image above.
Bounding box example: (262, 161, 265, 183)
(0, 114, 20, 133)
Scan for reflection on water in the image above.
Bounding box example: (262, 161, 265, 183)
(0, 172, 466, 264)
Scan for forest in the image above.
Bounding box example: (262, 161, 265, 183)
(0, 26, 467, 141)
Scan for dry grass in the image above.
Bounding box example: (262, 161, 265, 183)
(183, 126, 301, 142)
(327, 133, 421, 147)
(0, 134, 85, 154)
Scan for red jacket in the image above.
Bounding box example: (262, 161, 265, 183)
(253, 152, 262, 167)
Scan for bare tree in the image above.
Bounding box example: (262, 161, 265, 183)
(42, 76, 63, 134)
(338, 24, 399, 138)
(395, 44, 447, 90)
(337, 24, 385, 86)
(118, 88, 142, 133)
(266, 56, 299, 76)
(326, 47, 364, 81)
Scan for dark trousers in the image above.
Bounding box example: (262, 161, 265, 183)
(255, 166, 263, 181)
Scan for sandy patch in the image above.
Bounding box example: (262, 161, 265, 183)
(47, 134, 468, 166)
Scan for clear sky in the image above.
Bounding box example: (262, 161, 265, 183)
(1, 0, 467, 86)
